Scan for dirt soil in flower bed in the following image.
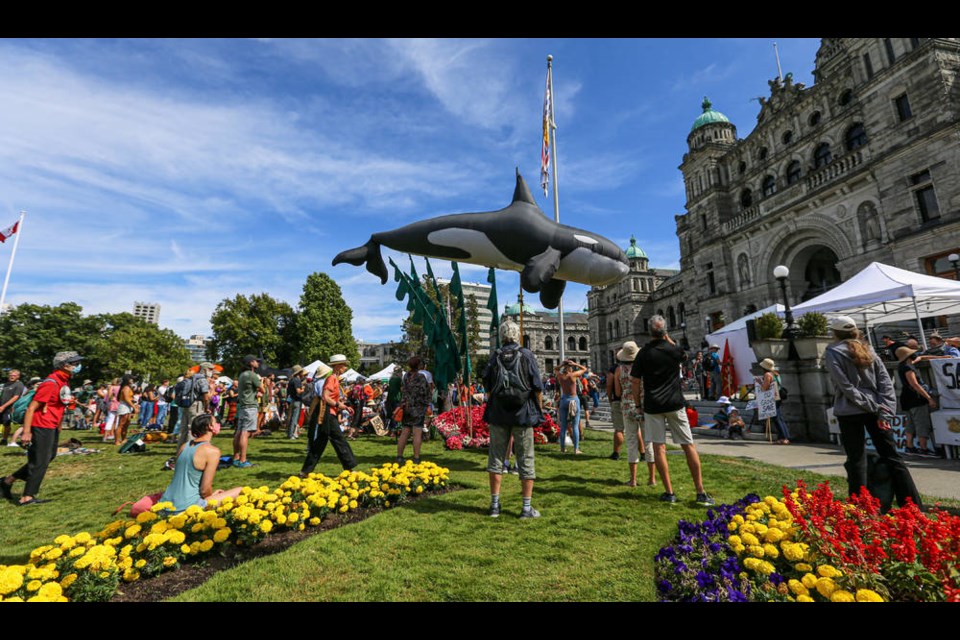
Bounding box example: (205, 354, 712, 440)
(110, 486, 459, 602)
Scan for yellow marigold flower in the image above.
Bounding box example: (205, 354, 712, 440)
(757, 561, 775, 575)
(124, 524, 141, 539)
(168, 530, 186, 545)
(797, 595, 814, 602)
(288, 513, 299, 523)
(260, 520, 273, 534)
(795, 563, 812, 572)
(781, 543, 804, 562)
(0, 568, 24, 596)
(788, 579, 809, 597)
(26, 580, 42, 592)
(731, 514, 744, 525)
(384, 501, 390, 508)
(817, 565, 842, 579)
(815, 577, 837, 598)
(38, 582, 62, 599)
(741, 533, 760, 547)
(60, 573, 78, 589)
(74, 532, 91, 545)
(213, 528, 231, 543)
(44, 548, 64, 561)
(309, 517, 321, 526)
(727, 522, 738, 532)
(830, 590, 855, 602)
(339, 504, 349, 513)
(180, 544, 191, 554)
(135, 559, 146, 569)
(855, 589, 884, 602)
(123, 569, 140, 582)
(274, 514, 287, 526)
(764, 529, 784, 543)
(762, 544, 779, 559)
(727, 535, 742, 546)
(742, 557, 760, 571)
(199, 540, 214, 553)
(801, 573, 818, 589)
(349, 500, 358, 509)
(136, 511, 157, 524)
(754, 523, 768, 536)
(415, 486, 423, 494)
(748, 545, 765, 558)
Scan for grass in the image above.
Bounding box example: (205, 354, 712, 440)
(1, 426, 956, 601)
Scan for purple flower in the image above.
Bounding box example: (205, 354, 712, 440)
(657, 579, 673, 593)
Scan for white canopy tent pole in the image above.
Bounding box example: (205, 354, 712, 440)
(912, 296, 928, 350)
(862, 314, 874, 349)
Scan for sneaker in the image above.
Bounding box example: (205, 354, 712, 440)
(915, 449, 939, 458)
(904, 447, 919, 455)
(489, 503, 501, 518)
(519, 507, 541, 519)
(609, 452, 621, 461)
(413, 457, 421, 465)
(696, 492, 716, 506)
(0, 481, 13, 501)
(6, 441, 19, 447)
(396, 456, 404, 465)
(232, 460, 254, 468)
(659, 492, 677, 504)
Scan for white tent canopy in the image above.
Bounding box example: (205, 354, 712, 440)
(302, 360, 325, 378)
(790, 261, 960, 348)
(368, 363, 396, 381)
(706, 304, 785, 386)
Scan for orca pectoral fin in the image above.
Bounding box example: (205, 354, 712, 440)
(539, 278, 566, 310)
(332, 239, 388, 284)
(520, 246, 561, 293)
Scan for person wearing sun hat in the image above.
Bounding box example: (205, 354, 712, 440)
(614, 340, 656, 488)
(758, 358, 790, 444)
(824, 315, 922, 510)
(1, 350, 83, 505)
(299, 355, 357, 477)
(894, 345, 940, 458)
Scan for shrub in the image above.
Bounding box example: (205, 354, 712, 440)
(755, 313, 784, 340)
(797, 312, 829, 338)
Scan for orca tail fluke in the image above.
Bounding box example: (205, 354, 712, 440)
(332, 239, 388, 284)
(539, 278, 566, 309)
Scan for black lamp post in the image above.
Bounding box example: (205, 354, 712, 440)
(949, 252, 960, 280)
(774, 264, 800, 360)
(680, 321, 689, 350)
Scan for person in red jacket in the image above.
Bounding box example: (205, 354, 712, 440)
(1, 350, 83, 505)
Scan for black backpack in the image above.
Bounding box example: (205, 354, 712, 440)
(175, 377, 195, 408)
(163, 384, 176, 403)
(490, 347, 531, 410)
(703, 353, 718, 372)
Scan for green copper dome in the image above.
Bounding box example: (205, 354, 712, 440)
(625, 235, 647, 259)
(690, 96, 730, 132)
(504, 301, 536, 316)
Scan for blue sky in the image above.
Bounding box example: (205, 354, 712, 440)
(0, 38, 822, 344)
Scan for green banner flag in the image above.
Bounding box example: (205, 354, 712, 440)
(486, 267, 500, 350)
(424, 257, 447, 322)
(449, 261, 472, 377)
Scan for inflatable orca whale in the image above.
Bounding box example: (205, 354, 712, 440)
(332, 170, 629, 309)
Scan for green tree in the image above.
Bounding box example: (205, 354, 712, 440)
(0, 302, 100, 379)
(207, 293, 298, 373)
(296, 272, 359, 365)
(95, 319, 193, 383)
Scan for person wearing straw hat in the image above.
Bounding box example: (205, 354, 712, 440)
(895, 345, 940, 458)
(824, 315, 922, 509)
(299, 355, 357, 476)
(631, 315, 714, 506)
(232, 355, 263, 469)
(758, 358, 790, 444)
(614, 340, 655, 487)
(286, 364, 306, 440)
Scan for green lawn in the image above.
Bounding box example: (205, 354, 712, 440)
(1, 427, 955, 601)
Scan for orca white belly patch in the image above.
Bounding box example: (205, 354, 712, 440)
(426, 228, 519, 271)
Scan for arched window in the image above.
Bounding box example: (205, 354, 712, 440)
(814, 143, 833, 169)
(786, 160, 801, 185)
(839, 89, 853, 106)
(781, 130, 793, 145)
(523, 335, 530, 349)
(607, 322, 613, 340)
(758, 147, 768, 160)
(614, 319, 620, 337)
(808, 111, 822, 126)
(845, 123, 867, 151)
(668, 306, 676, 328)
(740, 189, 753, 208)
(738, 160, 747, 174)
(567, 336, 576, 352)
(579, 337, 587, 351)
(678, 302, 686, 323)
(545, 336, 553, 351)
(762, 175, 776, 198)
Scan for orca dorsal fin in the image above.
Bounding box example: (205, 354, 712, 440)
(512, 168, 537, 205)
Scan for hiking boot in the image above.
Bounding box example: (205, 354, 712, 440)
(489, 503, 501, 518)
(519, 507, 541, 519)
(659, 492, 677, 504)
(696, 492, 716, 507)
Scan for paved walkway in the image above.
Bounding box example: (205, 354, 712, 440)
(587, 419, 960, 503)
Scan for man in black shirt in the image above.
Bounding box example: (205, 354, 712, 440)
(286, 365, 305, 439)
(0, 369, 25, 445)
(630, 315, 714, 506)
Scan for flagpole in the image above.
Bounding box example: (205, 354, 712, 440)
(0, 210, 25, 316)
(547, 55, 566, 366)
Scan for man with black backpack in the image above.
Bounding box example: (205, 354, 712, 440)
(483, 319, 544, 519)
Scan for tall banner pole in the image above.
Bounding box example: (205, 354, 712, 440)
(547, 55, 566, 365)
(0, 210, 25, 316)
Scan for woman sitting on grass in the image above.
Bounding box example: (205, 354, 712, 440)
(160, 413, 243, 514)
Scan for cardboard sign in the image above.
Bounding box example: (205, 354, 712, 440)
(754, 376, 777, 419)
(825, 408, 914, 453)
(928, 358, 960, 409)
(929, 410, 960, 447)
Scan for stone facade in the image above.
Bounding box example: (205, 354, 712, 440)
(501, 301, 591, 377)
(652, 38, 960, 349)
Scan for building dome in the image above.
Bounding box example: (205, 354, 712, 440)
(504, 301, 536, 316)
(690, 96, 730, 132)
(625, 235, 647, 259)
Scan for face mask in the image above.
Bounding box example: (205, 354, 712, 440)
(71, 364, 82, 374)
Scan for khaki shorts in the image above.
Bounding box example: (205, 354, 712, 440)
(644, 408, 695, 446)
(237, 405, 259, 432)
(487, 424, 535, 480)
(610, 400, 624, 433)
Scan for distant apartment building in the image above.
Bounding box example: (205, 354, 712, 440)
(184, 334, 208, 362)
(436, 277, 494, 354)
(356, 340, 402, 371)
(133, 301, 160, 325)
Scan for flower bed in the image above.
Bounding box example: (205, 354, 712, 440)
(656, 481, 960, 602)
(433, 404, 559, 450)
(0, 461, 450, 602)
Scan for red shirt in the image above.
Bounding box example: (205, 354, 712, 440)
(324, 376, 341, 415)
(30, 369, 71, 430)
(685, 406, 699, 428)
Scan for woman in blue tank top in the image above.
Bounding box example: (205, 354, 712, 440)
(160, 413, 243, 514)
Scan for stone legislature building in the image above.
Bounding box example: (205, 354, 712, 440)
(589, 37, 960, 366)
(500, 298, 590, 378)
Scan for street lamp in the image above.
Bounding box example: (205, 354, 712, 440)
(680, 321, 689, 350)
(774, 264, 800, 359)
(949, 252, 960, 280)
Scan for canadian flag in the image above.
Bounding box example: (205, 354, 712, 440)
(0, 220, 19, 243)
